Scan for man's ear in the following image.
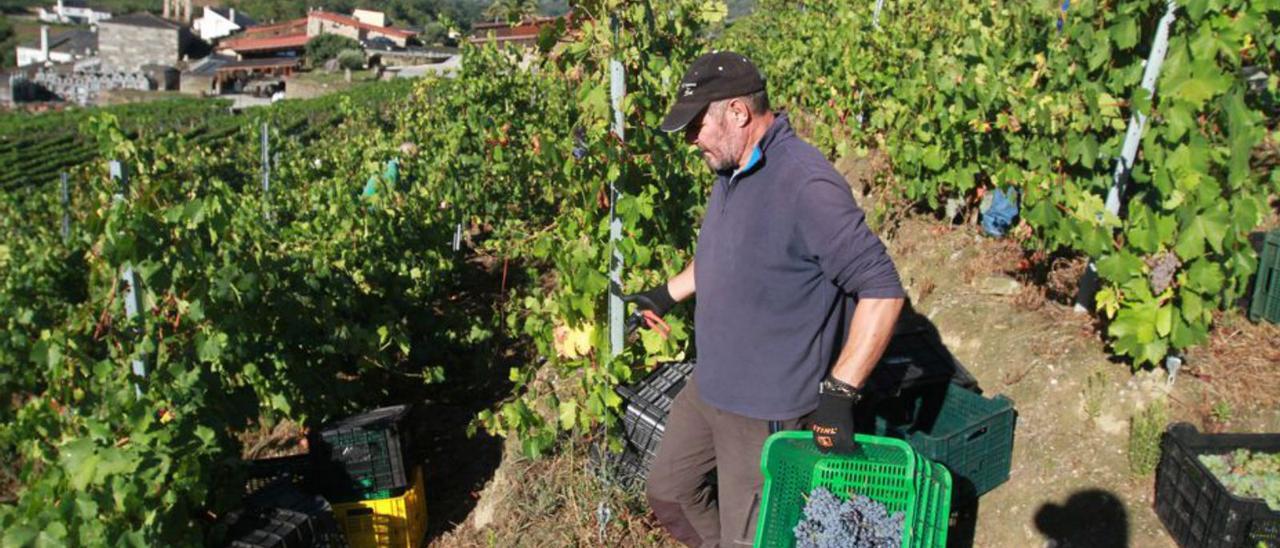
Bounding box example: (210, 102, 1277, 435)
(728, 98, 751, 128)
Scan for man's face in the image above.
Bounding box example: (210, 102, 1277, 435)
(684, 102, 741, 172)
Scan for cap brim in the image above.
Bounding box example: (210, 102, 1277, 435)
(660, 100, 706, 133)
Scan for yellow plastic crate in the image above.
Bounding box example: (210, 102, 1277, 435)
(331, 465, 427, 548)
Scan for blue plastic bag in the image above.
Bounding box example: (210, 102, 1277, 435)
(980, 187, 1020, 238)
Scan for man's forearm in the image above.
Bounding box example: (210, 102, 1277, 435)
(829, 297, 904, 388)
(666, 259, 695, 302)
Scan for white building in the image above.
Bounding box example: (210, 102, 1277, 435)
(352, 9, 387, 27)
(16, 26, 97, 67)
(37, 0, 112, 26)
(192, 6, 257, 42)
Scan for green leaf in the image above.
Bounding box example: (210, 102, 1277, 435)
(1180, 290, 1205, 324)
(196, 331, 227, 363)
(1184, 259, 1225, 294)
(1097, 252, 1144, 284)
(60, 438, 101, 491)
(921, 145, 946, 171)
(1174, 209, 1229, 259)
(1111, 16, 1139, 49)
(1155, 305, 1173, 338)
(1170, 313, 1209, 349)
(557, 401, 577, 431)
(3, 526, 38, 548)
(1070, 135, 1099, 169)
(1170, 77, 1224, 109)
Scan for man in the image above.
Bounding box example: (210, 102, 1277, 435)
(362, 142, 420, 198)
(623, 51, 905, 547)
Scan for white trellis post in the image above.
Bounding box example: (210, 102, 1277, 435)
(608, 16, 626, 358)
(111, 160, 146, 397)
(1075, 1, 1178, 314)
(60, 172, 70, 242)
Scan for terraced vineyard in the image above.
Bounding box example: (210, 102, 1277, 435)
(0, 80, 414, 191)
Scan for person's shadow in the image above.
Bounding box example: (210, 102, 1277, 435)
(1033, 489, 1130, 548)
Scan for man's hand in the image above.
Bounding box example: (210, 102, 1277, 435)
(810, 377, 862, 454)
(619, 284, 676, 337)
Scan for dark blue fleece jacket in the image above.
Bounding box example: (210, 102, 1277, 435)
(693, 114, 905, 420)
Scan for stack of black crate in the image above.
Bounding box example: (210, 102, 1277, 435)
(607, 325, 976, 490)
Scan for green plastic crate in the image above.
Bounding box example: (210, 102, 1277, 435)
(875, 383, 1016, 500)
(1249, 230, 1280, 324)
(755, 431, 951, 547)
(914, 460, 953, 547)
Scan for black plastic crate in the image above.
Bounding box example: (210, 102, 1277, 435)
(223, 481, 346, 548)
(1155, 423, 1280, 548)
(616, 361, 695, 452)
(865, 328, 978, 396)
(605, 329, 977, 488)
(309, 404, 414, 503)
(244, 454, 313, 495)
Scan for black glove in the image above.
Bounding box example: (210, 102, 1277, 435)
(620, 284, 676, 318)
(810, 376, 863, 454)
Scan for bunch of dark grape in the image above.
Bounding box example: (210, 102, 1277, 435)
(1146, 251, 1181, 294)
(572, 126, 588, 160)
(793, 486, 904, 548)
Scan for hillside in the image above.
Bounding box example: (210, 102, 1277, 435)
(0, 0, 1275, 545)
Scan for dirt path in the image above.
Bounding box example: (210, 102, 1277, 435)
(885, 215, 1279, 548)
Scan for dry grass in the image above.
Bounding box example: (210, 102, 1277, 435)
(237, 419, 308, 460)
(431, 440, 680, 547)
(1183, 311, 1280, 416)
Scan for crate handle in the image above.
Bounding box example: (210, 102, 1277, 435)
(966, 425, 989, 442)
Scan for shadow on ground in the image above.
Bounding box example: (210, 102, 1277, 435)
(1034, 489, 1130, 548)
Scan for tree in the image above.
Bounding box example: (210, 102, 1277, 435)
(305, 34, 363, 66)
(484, 0, 538, 23)
(336, 49, 364, 70)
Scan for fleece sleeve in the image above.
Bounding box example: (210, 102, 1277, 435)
(796, 174, 906, 299)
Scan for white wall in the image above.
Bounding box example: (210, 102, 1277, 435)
(16, 47, 72, 67)
(194, 8, 242, 41)
(353, 9, 387, 27)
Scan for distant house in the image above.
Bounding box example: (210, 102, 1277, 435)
(306, 10, 417, 48)
(468, 16, 568, 47)
(219, 9, 417, 59)
(15, 26, 97, 67)
(193, 6, 257, 42)
(97, 13, 193, 71)
(37, 0, 112, 26)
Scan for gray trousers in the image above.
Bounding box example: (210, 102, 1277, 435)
(645, 380, 811, 547)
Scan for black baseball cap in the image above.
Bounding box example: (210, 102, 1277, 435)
(660, 51, 766, 133)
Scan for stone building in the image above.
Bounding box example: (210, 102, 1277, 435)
(97, 13, 192, 72)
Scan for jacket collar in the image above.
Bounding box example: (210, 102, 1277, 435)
(718, 112, 791, 180)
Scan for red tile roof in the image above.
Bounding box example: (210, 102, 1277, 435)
(218, 33, 310, 53)
(240, 18, 308, 39)
(309, 11, 416, 39)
